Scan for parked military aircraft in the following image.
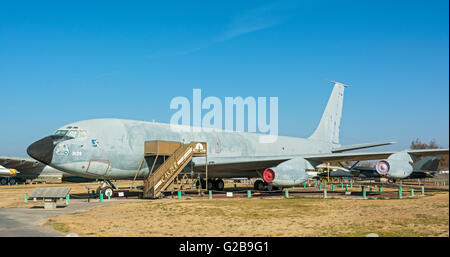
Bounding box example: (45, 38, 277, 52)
(26, 81, 449, 194)
(0, 164, 19, 185)
(315, 155, 442, 181)
(0, 156, 93, 185)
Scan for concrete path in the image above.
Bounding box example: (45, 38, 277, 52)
(0, 199, 141, 237)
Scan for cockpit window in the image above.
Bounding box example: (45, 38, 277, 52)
(66, 130, 78, 138)
(54, 130, 68, 136)
(54, 129, 88, 138)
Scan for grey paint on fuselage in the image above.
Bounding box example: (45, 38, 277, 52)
(49, 119, 334, 180)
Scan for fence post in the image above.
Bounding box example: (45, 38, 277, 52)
(285, 189, 289, 198)
(177, 191, 182, 199)
(247, 190, 252, 198)
(99, 193, 103, 202)
(410, 189, 414, 197)
(65, 194, 70, 205)
(24, 193, 28, 203)
(323, 189, 327, 198)
(421, 186, 425, 195)
(209, 190, 212, 199)
(398, 186, 402, 199)
(362, 186, 366, 199)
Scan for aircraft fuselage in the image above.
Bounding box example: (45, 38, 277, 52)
(27, 118, 333, 180)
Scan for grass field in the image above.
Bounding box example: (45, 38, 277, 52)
(46, 191, 449, 237)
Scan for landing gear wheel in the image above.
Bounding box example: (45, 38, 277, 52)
(197, 179, 207, 189)
(102, 187, 114, 198)
(207, 180, 214, 190)
(215, 179, 224, 191)
(9, 178, 16, 185)
(95, 186, 101, 197)
(0, 178, 7, 185)
(254, 180, 266, 191)
(96, 185, 113, 198)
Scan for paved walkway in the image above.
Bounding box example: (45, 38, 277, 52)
(0, 199, 141, 237)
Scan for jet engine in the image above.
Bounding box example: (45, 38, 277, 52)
(262, 157, 311, 187)
(0, 168, 19, 177)
(375, 151, 413, 179)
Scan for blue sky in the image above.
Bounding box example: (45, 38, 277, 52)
(0, 0, 448, 157)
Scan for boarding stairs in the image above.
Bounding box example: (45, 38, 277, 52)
(142, 141, 207, 198)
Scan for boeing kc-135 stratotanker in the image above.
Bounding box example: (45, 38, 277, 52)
(25, 81, 449, 196)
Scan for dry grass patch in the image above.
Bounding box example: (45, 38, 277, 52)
(0, 181, 138, 208)
(47, 192, 448, 237)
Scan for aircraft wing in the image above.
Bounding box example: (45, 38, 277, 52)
(0, 156, 43, 169)
(303, 149, 449, 163)
(331, 141, 396, 153)
(193, 149, 448, 177)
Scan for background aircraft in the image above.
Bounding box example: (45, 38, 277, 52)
(315, 155, 442, 181)
(0, 156, 93, 185)
(0, 164, 19, 185)
(26, 82, 449, 195)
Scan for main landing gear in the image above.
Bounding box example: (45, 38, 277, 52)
(253, 180, 277, 191)
(196, 178, 225, 191)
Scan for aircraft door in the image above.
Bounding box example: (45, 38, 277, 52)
(215, 137, 221, 154)
(86, 159, 110, 176)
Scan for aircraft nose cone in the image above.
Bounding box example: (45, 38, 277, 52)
(27, 136, 56, 165)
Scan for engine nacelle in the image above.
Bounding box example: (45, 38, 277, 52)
(0, 168, 18, 177)
(375, 151, 413, 179)
(263, 157, 311, 187)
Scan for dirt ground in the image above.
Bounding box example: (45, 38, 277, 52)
(46, 191, 449, 237)
(1, 181, 448, 237)
(0, 181, 139, 208)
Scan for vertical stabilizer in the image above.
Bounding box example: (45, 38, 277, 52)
(308, 81, 347, 144)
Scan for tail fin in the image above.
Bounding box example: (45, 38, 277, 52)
(308, 80, 347, 144)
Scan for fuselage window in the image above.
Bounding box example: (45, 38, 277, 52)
(78, 130, 88, 138)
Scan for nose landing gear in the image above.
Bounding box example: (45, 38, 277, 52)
(95, 180, 116, 198)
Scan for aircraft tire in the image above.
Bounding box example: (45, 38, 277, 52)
(9, 178, 16, 185)
(254, 180, 266, 191)
(216, 179, 224, 191)
(95, 186, 101, 197)
(0, 178, 7, 185)
(197, 179, 206, 189)
(253, 180, 260, 190)
(102, 187, 114, 198)
(207, 180, 214, 190)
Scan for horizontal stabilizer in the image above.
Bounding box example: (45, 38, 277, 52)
(332, 142, 396, 153)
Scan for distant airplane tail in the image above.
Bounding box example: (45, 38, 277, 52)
(308, 80, 347, 145)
